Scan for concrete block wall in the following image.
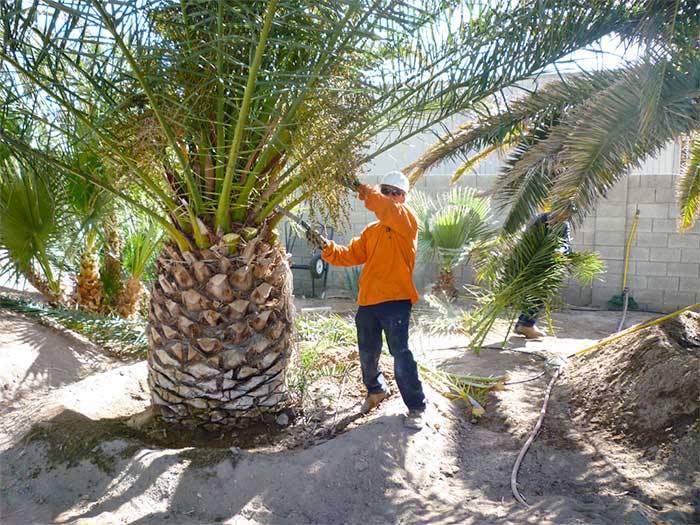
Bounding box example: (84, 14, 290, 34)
(286, 137, 700, 313)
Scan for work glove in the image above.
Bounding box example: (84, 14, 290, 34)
(306, 228, 329, 251)
(340, 175, 361, 192)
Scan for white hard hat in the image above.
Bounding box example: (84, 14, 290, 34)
(380, 171, 410, 193)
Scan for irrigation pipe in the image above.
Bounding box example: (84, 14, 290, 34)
(510, 303, 699, 506)
(510, 365, 562, 506)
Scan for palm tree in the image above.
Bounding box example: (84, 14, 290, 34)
(0, 157, 64, 303)
(62, 171, 113, 312)
(0, 0, 663, 428)
(411, 187, 493, 299)
(117, 217, 164, 318)
(404, 1, 700, 233)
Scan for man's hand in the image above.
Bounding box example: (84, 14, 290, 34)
(306, 228, 329, 250)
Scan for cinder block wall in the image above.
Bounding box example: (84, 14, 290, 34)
(287, 139, 700, 313)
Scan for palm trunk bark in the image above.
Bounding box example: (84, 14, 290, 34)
(102, 214, 124, 313)
(25, 265, 63, 305)
(115, 276, 144, 318)
(433, 267, 458, 301)
(146, 234, 294, 428)
(74, 244, 103, 313)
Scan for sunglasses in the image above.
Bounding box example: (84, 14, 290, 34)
(380, 186, 405, 197)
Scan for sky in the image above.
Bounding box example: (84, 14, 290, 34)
(547, 34, 643, 74)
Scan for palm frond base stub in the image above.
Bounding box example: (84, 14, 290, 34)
(116, 277, 145, 319)
(74, 251, 103, 313)
(433, 268, 459, 301)
(146, 235, 294, 428)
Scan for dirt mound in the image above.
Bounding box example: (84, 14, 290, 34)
(562, 311, 700, 463)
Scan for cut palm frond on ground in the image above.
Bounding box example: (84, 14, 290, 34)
(0, 295, 148, 358)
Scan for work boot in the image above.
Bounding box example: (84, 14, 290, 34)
(360, 390, 390, 414)
(514, 323, 546, 339)
(403, 409, 425, 430)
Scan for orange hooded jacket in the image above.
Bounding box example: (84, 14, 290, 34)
(321, 184, 419, 306)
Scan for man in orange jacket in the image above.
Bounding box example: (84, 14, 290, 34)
(306, 171, 426, 430)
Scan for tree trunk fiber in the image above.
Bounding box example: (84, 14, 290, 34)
(74, 248, 103, 312)
(25, 266, 62, 305)
(102, 215, 124, 313)
(115, 277, 144, 318)
(146, 235, 294, 429)
(433, 267, 458, 300)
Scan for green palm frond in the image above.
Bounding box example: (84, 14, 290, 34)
(122, 218, 165, 281)
(412, 187, 493, 270)
(549, 57, 700, 223)
(1, 0, 660, 250)
(0, 158, 61, 294)
(403, 2, 699, 234)
(566, 251, 606, 285)
(467, 223, 605, 350)
(405, 69, 624, 183)
(466, 224, 568, 350)
(677, 133, 700, 232)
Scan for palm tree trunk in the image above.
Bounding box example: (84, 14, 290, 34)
(102, 214, 124, 313)
(433, 267, 458, 301)
(74, 241, 103, 313)
(25, 265, 62, 305)
(146, 234, 293, 428)
(115, 276, 144, 318)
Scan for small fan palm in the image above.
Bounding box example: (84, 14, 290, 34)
(412, 187, 493, 299)
(0, 159, 63, 303)
(117, 217, 164, 318)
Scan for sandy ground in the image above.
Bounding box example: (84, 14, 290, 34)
(0, 300, 696, 524)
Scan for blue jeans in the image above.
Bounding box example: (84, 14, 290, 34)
(355, 300, 426, 411)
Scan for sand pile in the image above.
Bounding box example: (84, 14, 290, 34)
(562, 311, 699, 466)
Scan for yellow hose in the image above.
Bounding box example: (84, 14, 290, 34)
(572, 303, 699, 358)
(622, 209, 640, 291)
